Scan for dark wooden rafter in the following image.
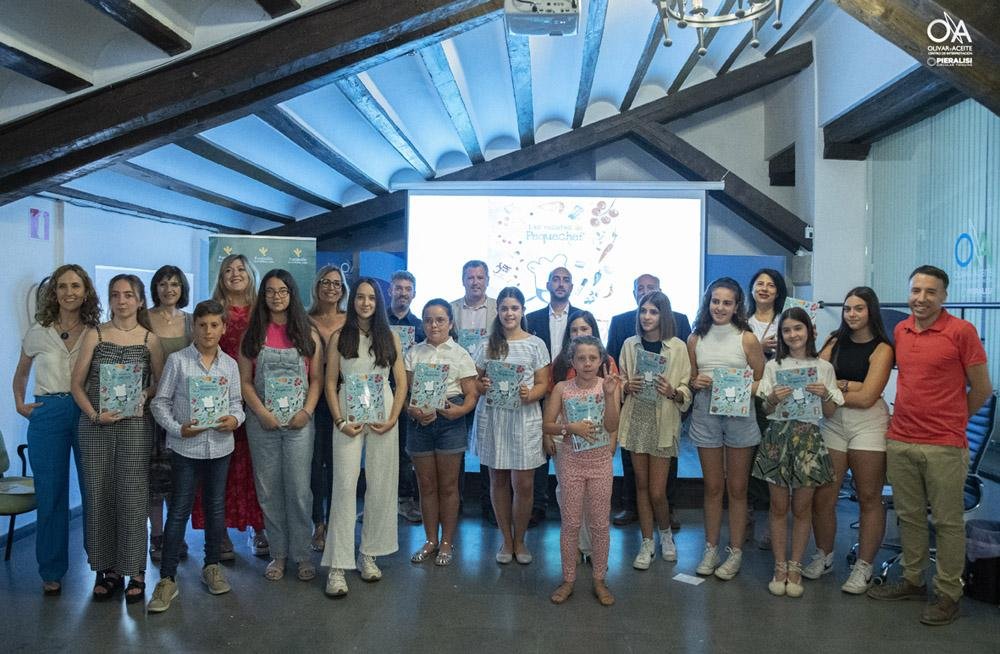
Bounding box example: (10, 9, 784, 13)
(832, 0, 1000, 117)
(768, 144, 795, 186)
(175, 135, 341, 210)
(264, 191, 407, 238)
(47, 187, 248, 234)
(572, 0, 609, 128)
(255, 0, 301, 18)
(114, 161, 296, 225)
(0, 0, 505, 205)
(505, 33, 534, 147)
(764, 0, 824, 57)
(82, 0, 190, 56)
(0, 41, 91, 93)
(823, 66, 965, 160)
(334, 75, 434, 178)
(620, 16, 662, 113)
(716, 7, 773, 76)
(667, 0, 737, 95)
(271, 43, 815, 245)
(631, 123, 809, 251)
(257, 106, 386, 195)
(418, 42, 484, 164)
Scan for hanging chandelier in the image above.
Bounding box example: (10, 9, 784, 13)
(655, 0, 783, 55)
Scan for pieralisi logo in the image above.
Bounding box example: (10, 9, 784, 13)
(926, 12, 973, 67)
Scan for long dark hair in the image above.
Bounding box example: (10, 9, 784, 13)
(822, 287, 890, 368)
(35, 264, 102, 327)
(775, 307, 818, 363)
(242, 269, 316, 359)
(747, 268, 788, 319)
(635, 291, 677, 341)
(553, 310, 603, 383)
(108, 274, 152, 331)
(151, 265, 190, 308)
(693, 277, 750, 336)
(422, 298, 458, 341)
(338, 277, 396, 368)
(487, 287, 527, 360)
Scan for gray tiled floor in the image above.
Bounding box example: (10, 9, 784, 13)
(4, 491, 1000, 653)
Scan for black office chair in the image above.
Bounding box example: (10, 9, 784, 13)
(872, 392, 997, 584)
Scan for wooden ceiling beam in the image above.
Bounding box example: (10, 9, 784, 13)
(262, 191, 407, 239)
(272, 44, 815, 243)
(823, 66, 965, 160)
(619, 15, 662, 113)
(0, 0, 504, 205)
(667, 0, 737, 96)
(255, 0, 301, 18)
(334, 75, 434, 178)
(257, 106, 386, 195)
(631, 123, 810, 252)
(115, 161, 296, 224)
(716, 7, 773, 77)
(505, 33, 534, 147)
(418, 42, 484, 164)
(82, 0, 190, 56)
(0, 41, 91, 93)
(832, 0, 1000, 117)
(46, 187, 248, 234)
(764, 0, 823, 57)
(572, 0, 609, 128)
(175, 135, 341, 211)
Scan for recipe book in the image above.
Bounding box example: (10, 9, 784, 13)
(564, 393, 609, 452)
(410, 363, 450, 411)
(264, 374, 305, 426)
(344, 373, 386, 423)
(99, 363, 144, 417)
(634, 349, 668, 403)
(485, 361, 525, 410)
(189, 375, 229, 429)
(709, 367, 753, 417)
(772, 366, 822, 422)
(391, 325, 416, 354)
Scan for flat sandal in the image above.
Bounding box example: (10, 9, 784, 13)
(411, 540, 438, 564)
(434, 541, 454, 566)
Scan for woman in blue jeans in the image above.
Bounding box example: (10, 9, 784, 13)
(239, 269, 324, 583)
(12, 264, 101, 595)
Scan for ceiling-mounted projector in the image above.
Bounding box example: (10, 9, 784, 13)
(504, 0, 579, 36)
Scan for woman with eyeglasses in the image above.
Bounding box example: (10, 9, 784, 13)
(307, 265, 349, 551)
(239, 269, 324, 583)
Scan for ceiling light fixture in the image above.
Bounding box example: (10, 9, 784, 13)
(655, 0, 783, 55)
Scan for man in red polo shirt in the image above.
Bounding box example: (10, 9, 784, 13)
(867, 265, 992, 625)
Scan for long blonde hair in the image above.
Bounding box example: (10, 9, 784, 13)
(212, 254, 256, 309)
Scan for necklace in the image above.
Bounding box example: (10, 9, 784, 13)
(112, 320, 140, 333)
(56, 318, 81, 340)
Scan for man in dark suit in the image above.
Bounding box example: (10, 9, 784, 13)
(525, 266, 575, 526)
(607, 274, 691, 529)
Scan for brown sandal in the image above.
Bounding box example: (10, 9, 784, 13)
(550, 581, 574, 604)
(593, 580, 615, 606)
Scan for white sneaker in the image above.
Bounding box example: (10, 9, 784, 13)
(802, 550, 834, 579)
(659, 529, 677, 562)
(695, 544, 720, 575)
(714, 546, 743, 580)
(325, 568, 348, 597)
(357, 553, 382, 582)
(632, 538, 656, 570)
(841, 560, 874, 594)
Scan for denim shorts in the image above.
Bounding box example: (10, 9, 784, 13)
(688, 388, 762, 448)
(406, 396, 468, 456)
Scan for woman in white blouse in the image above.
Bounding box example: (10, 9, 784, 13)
(11, 264, 101, 595)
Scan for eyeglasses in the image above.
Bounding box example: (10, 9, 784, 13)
(423, 317, 450, 326)
(264, 288, 290, 298)
(319, 279, 343, 289)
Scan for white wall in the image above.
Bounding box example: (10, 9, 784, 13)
(1, 197, 211, 532)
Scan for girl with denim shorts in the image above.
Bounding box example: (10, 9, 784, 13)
(687, 277, 765, 580)
(405, 299, 478, 567)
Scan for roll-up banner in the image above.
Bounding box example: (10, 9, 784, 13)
(208, 235, 317, 308)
